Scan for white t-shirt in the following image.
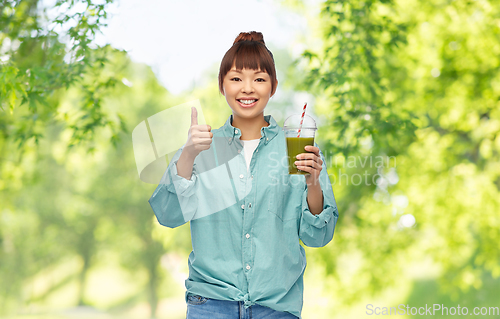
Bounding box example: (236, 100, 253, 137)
(241, 139, 260, 172)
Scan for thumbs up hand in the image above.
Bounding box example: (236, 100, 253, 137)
(184, 107, 213, 159)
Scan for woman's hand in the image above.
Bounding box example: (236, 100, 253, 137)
(177, 107, 213, 180)
(295, 145, 323, 186)
(184, 107, 213, 159)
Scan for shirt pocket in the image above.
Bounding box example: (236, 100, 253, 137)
(187, 294, 209, 305)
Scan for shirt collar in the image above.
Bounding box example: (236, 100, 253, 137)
(222, 115, 280, 145)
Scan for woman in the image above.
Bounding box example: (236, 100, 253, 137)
(149, 31, 338, 319)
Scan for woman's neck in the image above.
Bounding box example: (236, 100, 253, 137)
(232, 114, 269, 140)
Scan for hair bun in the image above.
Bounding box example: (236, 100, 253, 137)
(233, 31, 265, 45)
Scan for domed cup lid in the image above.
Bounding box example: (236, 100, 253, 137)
(283, 114, 317, 130)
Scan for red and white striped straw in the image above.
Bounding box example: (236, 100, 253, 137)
(297, 103, 307, 138)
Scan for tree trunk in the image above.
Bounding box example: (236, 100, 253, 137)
(77, 253, 91, 306)
(147, 263, 159, 319)
(76, 222, 96, 307)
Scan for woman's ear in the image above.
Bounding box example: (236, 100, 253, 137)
(271, 79, 278, 97)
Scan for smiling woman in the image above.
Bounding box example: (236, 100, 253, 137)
(148, 31, 338, 319)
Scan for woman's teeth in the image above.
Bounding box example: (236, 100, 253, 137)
(239, 99, 256, 105)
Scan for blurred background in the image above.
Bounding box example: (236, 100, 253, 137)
(1, 0, 499, 318)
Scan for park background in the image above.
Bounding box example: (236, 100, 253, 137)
(1, 0, 500, 318)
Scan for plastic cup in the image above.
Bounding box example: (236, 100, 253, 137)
(283, 114, 317, 175)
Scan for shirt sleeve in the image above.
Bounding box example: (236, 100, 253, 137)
(299, 147, 339, 247)
(148, 147, 199, 228)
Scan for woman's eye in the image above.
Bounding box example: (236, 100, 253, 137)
(231, 77, 241, 81)
(256, 78, 266, 82)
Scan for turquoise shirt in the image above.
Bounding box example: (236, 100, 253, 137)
(148, 115, 338, 318)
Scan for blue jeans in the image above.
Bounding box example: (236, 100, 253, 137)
(186, 295, 299, 319)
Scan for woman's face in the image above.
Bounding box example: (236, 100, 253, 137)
(222, 67, 276, 121)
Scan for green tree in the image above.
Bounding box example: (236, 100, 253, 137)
(0, 1, 128, 313)
(290, 0, 500, 308)
(0, 0, 125, 159)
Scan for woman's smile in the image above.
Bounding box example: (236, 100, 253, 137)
(237, 98, 258, 108)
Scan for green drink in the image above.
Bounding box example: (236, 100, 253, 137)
(286, 137, 315, 174)
(283, 113, 317, 175)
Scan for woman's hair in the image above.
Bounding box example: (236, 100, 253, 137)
(218, 31, 277, 95)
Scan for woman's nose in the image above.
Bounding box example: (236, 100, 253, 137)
(241, 81, 254, 93)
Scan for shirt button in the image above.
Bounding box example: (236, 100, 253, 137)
(246, 265, 251, 270)
(245, 234, 250, 239)
(248, 203, 252, 208)
(239, 174, 244, 179)
(241, 204, 245, 209)
(266, 138, 269, 141)
(235, 129, 239, 134)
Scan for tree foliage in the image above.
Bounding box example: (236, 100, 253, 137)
(0, 1, 171, 315)
(293, 0, 500, 307)
(0, 48, 185, 316)
(0, 0, 124, 149)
